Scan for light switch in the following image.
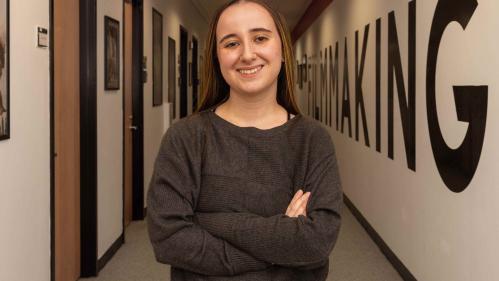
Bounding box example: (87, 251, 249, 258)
(37, 27, 48, 48)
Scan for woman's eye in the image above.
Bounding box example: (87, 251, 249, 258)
(224, 42, 239, 48)
(255, 36, 268, 43)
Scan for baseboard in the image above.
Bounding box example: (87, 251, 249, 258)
(343, 194, 417, 281)
(97, 233, 124, 272)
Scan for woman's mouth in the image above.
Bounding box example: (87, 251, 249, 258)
(237, 65, 263, 76)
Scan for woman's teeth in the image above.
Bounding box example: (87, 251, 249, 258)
(238, 66, 262, 74)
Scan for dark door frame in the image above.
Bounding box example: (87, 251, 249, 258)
(168, 37, 176, 121)
(49, 0, 55, 279)
(79, 0, 98, 276)
(179, 25, 188, 118)
(131, 0, 145, 220)
(191, 36, 198, 112)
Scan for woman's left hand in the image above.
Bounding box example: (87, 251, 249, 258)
(285, 189, 311, 218)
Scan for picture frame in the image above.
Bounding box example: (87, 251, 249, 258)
(152, 8, 163, 106)
(0, 0, 9, 140)
(104, 16, 120, 90)
(188, 62, 192, 86)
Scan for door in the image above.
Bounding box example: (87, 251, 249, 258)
(123, 0, 133, 227)
(54, 0, 80, 279)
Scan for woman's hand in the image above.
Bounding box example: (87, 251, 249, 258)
(285, 189, 311, 218)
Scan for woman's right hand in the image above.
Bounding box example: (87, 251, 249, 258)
(285, 189, 311, 218)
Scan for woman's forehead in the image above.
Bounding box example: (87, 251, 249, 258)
(216, 2, 277, 37)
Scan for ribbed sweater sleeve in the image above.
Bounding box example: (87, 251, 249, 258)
(194, 126, 342, 268)
(146, 124, 271, 276)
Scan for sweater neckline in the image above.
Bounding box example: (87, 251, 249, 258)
(206, 108, 301, 137)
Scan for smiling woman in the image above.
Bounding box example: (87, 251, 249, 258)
(197, 0, 298, 125)
(215, 5, 283, 109)
(146, 1, 343, 280)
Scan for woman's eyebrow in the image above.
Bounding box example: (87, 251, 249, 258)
(219, 33, 237, 44)
(218, 27, 272, 44)
(249, 27, 272, 34)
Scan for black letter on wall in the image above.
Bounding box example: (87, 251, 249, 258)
(355, 25, 371, 147)
(342, 38, 353, 137)
(314, 60, 319, 120)
(387, 0, 416, 171)
(426, 0, 487, 192)
(321, 50, 328, 124)
(330, 43, 340, 130)
(308, 59, 313, 117)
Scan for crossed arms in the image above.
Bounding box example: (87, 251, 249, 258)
(147, 125, 342, 276)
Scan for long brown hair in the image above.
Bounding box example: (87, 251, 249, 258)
(195, 0, 301, 115)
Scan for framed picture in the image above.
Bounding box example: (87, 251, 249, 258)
(152, 8, 163, 106)
(0, 0, 9, 140)
(104, 16, 120, 90)
(188, 62, 192, 86)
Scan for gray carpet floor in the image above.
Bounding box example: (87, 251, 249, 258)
(80, 204, 403, 281)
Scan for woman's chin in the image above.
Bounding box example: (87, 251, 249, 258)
(235, 87, 269, 96)
(230, 81, 277, 97)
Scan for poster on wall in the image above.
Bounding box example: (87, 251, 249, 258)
(104, 16, 120, 90)
(0, 0, 9, 141)
(152, 8, 163, 106)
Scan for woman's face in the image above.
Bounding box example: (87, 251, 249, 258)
(216, 2, 283, 97)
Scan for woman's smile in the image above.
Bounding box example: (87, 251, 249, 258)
(237, 65, 264, 77)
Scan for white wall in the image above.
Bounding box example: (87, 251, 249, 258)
(143, 0, 208, 206)
(294, 0, 499, 280)
(0, 0, 51, 280)
(97, 0, 123, 259)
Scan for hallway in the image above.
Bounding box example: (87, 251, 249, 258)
(79, 204, 403, 281)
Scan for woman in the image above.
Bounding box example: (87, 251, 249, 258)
(147, 1, 342, 280)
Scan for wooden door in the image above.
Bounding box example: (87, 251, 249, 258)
(54, 0, 80, 279)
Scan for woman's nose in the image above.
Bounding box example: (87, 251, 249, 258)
(239, 43, 256, 63)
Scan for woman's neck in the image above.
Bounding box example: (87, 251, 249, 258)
(215, 89, 288, 129)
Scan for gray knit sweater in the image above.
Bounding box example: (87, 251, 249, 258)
(147, 109, 342, 281)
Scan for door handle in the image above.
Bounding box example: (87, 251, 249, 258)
(129, 126, 138, 131)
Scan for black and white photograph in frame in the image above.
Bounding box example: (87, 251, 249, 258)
(0, 0, 9, 140)
(152, 8, 163, 106)
(105, 16, 120, 90)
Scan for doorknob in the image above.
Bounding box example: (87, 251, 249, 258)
(129, 126, 138, 130)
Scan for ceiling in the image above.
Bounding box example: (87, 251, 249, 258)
(190, 0, 313, 31)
